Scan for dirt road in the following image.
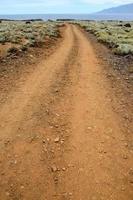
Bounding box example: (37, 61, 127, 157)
(0, 24, 132, 200)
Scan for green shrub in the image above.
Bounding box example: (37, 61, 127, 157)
(113, 44, 133, 55)
(0, 34, 7, 43)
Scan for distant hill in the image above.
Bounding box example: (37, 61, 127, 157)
(95, 3, 133, 14)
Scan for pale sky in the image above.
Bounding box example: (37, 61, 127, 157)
(0, 0, 133, 14)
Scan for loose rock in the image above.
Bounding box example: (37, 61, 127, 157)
(51, 165, 58, 172)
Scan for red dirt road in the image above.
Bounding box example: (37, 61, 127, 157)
(0, 24, 132, 200)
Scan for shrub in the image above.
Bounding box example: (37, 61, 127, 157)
(7, 47, 19, 55)
(25, 21, 31, 24)
(20, 45, 28, 51)
(0, 34, 7, 43)
(124, 23, 131, 28)
(24, 33, 35, 40)
(113, 44, 133, 55)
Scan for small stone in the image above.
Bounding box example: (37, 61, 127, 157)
(5, 192, 10, 196)
(98, 149, 103, 153)
(121, 186, 126, 191)
(87, 126, 92, 130)
(68, 164, 73, 168)
(20, 185, 24, 189)
(130, 179, 133, 184)
(54, 137, 60, 143)
(51, 165, 58, 172)
(62, 167, 66, 171)
(42, 140, 46, 144)
(129, 168, 133, 175)
(124, 143, 128, 147)
(4, 139, 10, 145)
(54, 177, 58, 184)
(43, 146, 47, 152)
(14, 160, 17, 164)
(55, 88, 59, 92)
(123, 155, 128, 159)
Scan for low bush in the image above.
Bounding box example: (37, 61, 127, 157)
(113, 44, 133, 55)
(7, 47, 19, 55)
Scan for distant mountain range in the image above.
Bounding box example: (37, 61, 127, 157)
(95, 3, 133, 14)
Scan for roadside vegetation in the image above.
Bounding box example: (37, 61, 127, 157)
(0, 20, 62, 57)
(77, 21, 133, 56)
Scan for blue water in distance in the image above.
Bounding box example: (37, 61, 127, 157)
(0, 14, 133, 21)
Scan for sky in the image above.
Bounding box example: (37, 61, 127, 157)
(0, 0, 133, 14)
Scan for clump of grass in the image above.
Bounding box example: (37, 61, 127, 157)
(0, 34, 7, 44)
(113, 44, 133, 55)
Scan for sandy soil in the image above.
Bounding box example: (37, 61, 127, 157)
(0, 24, 132, 200)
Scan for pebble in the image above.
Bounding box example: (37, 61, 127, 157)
(60, 140, 64, 144)
(51, 149, 54, 153)
(124, 143, 128, 147)
(51, 165, 58, 172)
(87, 126, 92, 130)
(14, 160, 17, 164)
(5, 192, 10, 196)
(121, 186, 126, 191)
(20, 185, 24, 189)
(54, 137, 60, 143)
(54, 177, 58, 184)
(122, 155, 128, 159)
(42, 139, 46, 144)
(55, 89, 59, 93)
(68, 164, 74, 168)
(130, 179, 133, 184)
(4, 139, 10, 145)
(129, 168, 133, 175)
